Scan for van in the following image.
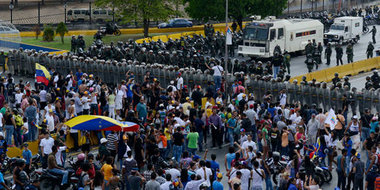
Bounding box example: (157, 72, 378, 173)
(67, 9, 90, 22)
(67, 8, 113, 23)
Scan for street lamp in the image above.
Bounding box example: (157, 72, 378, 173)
(64, 2, 67, 24)
(9, 1, 14, 23)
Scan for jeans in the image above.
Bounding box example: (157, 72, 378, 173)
(173, 145, 182, 162)
(214, 76, 222, 90)
(252, 187, 263, 190)
(165, 140, 172, 159)
(265, 175, 274, 190)
(188, 148, 197, 156)
(273, 66, 280, 78)
(362, 127, 370, 142)
(281, 145, 289, 156)
(228, 130, 234, 147)
(28, 121, 37, 142)
(90, 104, 98, 115)
(49, 168, 69, 185)
(71, 132, 79, 150)
(353, 177, 363, 190)
(337, 170, 346, 190)
(5, 125, 14, 145)
(41, 154, 48, 169)
(14, 126, 22, 147)
(198, 132, 203, 152)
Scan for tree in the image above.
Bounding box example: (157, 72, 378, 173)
(33, 25, 41, 40)
(95, 0, 176, 37)
(42, 25, 55, 42)
(56, 22, 69, 44)
(184, 0, 287, 30)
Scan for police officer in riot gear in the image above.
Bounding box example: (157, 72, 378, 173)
(335, 44, 343, 66)
(332, 73, 341, 88)
(367, 42, 374, 59)
(325, 43, 332, 65)
(346, 43, 354, 63)
(371, 70, 380, 89)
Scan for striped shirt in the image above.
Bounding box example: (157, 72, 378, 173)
(106, 133, 118, 151)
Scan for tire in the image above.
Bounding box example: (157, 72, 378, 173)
(315, 172, 325, 186)
(323, 169, 332, 182)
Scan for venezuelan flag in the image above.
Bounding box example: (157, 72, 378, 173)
(35, 63, 51, 86)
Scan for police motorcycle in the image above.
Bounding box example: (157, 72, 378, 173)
(99, 22, 121, 36)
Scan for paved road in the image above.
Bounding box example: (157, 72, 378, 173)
(287, 30, 379, 78)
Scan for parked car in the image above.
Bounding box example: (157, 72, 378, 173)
(158, 18, 193, 28)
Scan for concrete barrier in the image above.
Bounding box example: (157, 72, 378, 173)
(20, 22, 245, 38)
(291, 56, 380, 83)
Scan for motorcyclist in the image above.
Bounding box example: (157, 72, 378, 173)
(106, 22, 115, 33)
(13, 159, 39, 190)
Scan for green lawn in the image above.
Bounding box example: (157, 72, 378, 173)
(21, 33, 165, 51)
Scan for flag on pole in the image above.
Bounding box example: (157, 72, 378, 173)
(325, 109, 337, 130)
(35, 63, 51, 86)
(226, 26, 232, 45)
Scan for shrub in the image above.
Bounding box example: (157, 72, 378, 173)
(42, 25, 55, 42)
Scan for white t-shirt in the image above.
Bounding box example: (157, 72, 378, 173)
(82, 96, 90, 110)
(279, 93, 287, 106)
(22, 122, 28, 135)
(15, 93, 23, 104)
(240, 168, 251, 190)
(160, 181, 172, 190)
(165, 168, 181, 181)
(176, 77, 183, 90)
(212, 65, 223, 76)
(242, 140, 257, 152)
(40, 137, 55, 154)
(195, 167, 212, 186)
(46, 114, 55, 132)
(0, 113, 3, 128)
(55, 146, 66, 166)
(39, 90, 47, 102)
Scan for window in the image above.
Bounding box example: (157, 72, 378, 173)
(99, 10, 107, 14)
(74, 10, 80, 14)
(345, 26, 348, 32)
(93, 10, 99, 15)
(355, 22, 360, 27)
(270, 29, 276, 41)
(67, 10, 72, 15)
(295, 30, 316, 37)
(278, 28, 284, 39)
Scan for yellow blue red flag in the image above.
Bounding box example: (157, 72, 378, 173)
(35, 63, 51, 86)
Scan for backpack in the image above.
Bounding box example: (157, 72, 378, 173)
(14, 115, 23, 127)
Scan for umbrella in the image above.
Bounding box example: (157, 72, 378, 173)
(64, 115, 139, 132)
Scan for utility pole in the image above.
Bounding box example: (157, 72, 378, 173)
(225, 0, 228, 99)
(300, 0, 303, 13)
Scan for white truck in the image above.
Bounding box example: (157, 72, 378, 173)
(323, 16, 363, 45)
(238, 19, 324, 58)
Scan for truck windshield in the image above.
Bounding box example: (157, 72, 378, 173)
(330, 24, 344, 30)
(243, 27, 268, 41)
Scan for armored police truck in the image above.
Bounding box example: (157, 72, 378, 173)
(323, 16, 363, 45)
(238, 18, 324, 58)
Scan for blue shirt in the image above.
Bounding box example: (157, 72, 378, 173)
(207, 160, 220, 180)
(22, 149, 32, 165)
(288, 184, 297, 190)
(127, 84, 133, 98)
(212, 180, 223, 190)
(0, 172, 4, 189)
(227, 118, 237, 133)
(226, 153, 235, 169)
(24, 106, 37, 122)
(136, 103, 147, 120)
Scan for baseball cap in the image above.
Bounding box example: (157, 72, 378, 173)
(249, 104, 254, 108)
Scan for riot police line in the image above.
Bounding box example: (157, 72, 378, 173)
(3, 46, 380, 116)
